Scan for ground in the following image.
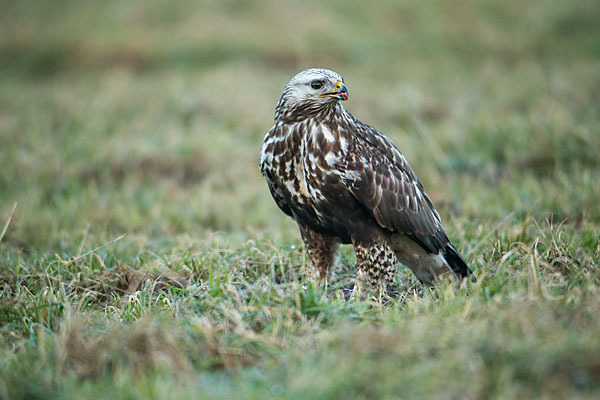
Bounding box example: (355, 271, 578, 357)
(1, 0, 599, 398)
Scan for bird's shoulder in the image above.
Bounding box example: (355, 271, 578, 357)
(349, 114, 410, 164)
(329, 112, 418, 183)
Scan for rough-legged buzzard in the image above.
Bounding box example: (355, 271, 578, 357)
(260, 68, 471, 292)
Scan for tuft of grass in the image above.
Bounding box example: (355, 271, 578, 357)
(2, 222, 599, 398)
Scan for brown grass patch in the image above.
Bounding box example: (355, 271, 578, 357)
(77, 153, 207, 186)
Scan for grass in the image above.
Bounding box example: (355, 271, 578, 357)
(1, 0, 599, 398)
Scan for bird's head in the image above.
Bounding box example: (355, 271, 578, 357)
(280, 68, 348, 109)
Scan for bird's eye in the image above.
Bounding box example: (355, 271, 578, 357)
(310, 81, 324, 90)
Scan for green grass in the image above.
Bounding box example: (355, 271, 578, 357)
(1, 0, 600, 398)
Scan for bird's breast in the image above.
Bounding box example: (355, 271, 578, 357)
(261, 121, 359, 233)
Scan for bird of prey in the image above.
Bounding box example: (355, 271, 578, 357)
(260, 68, 471, 293)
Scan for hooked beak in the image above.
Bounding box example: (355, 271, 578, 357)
(318, 81, 349, 101)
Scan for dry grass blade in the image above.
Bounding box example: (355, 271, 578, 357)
(0, 202, 17, 243)
(62, 234, 127, 266)
(466, 212, 514, 258)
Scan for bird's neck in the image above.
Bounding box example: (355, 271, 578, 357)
(275, 100, 343, 124)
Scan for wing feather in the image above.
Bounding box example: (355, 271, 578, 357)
(338, 118, 449, 254)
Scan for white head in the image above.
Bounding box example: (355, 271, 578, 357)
(275, 68, 348, 121)
(286, 68, 348, 101)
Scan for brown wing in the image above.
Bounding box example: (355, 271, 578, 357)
(338, 117, 449, 254)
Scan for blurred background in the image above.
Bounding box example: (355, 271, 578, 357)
(1, 0, 599, 253)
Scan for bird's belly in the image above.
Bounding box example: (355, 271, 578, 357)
(263, 147, 364, 244)
(281, 174, 363, 244)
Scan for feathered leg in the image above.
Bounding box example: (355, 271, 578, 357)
(352, 234, 397, 297)
(299, 224, 339, 282)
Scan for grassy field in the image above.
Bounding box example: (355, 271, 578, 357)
(1, 0, 600, 398)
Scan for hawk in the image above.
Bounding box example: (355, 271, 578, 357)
(260, 68, 471, 292)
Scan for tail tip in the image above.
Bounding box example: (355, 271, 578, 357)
(444, 243, 474, 280)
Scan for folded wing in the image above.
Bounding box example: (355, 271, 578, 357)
(338, 121, 449, 254)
